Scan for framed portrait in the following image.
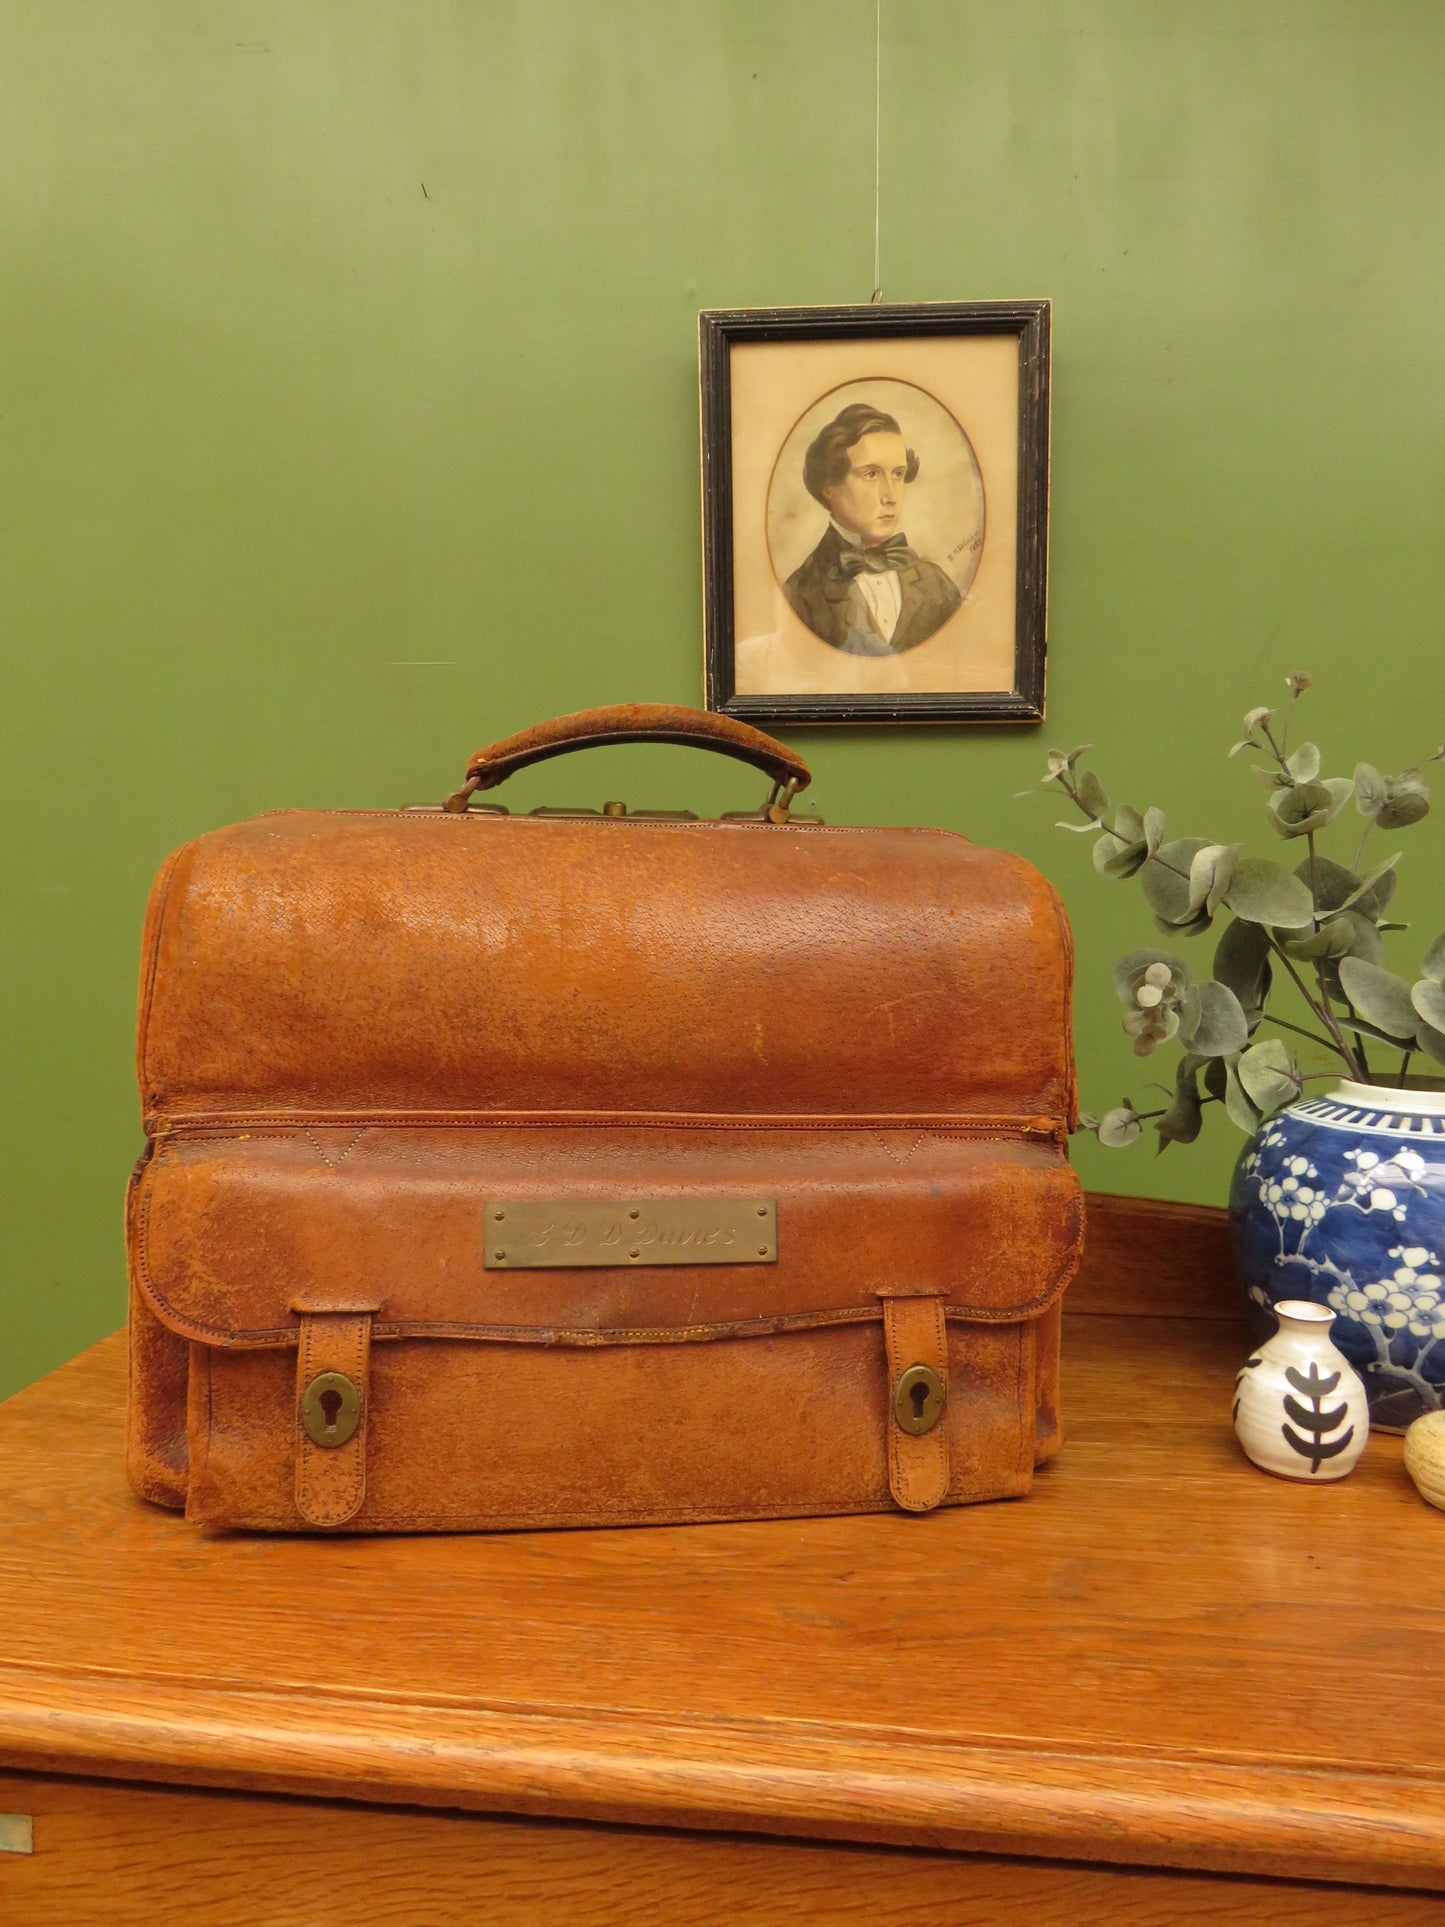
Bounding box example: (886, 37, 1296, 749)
(699, 301, 1049, 725)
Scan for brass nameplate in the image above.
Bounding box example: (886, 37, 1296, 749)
(485, 1199, 776, 1268)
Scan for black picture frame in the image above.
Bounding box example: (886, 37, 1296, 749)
(700, 300, 1050, 725)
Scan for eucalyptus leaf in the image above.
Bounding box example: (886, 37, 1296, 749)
(1379, 791, 1430, 830)
(1112, 950, 1190, 1001)
(1093, 829, 1148, 878)
(1417, 1020, 1445, 1068)
(1295, 853, 1397, 924)
(1277, 918, 1361, 962)
(1186, 842, 1240, 919)
(1202, 1056, 1229, 1101)
(1076, 769, 1109, 820)
(1413, 979, 1445, 1032)
(1044, 745, 1091, 782)
(1354, 762, 1387, 818)
(1143, 807, 1166, 855)
(1097, 1104, 1142, 1149)
(1378, 774, 1430, 830)
(1178, 981, 1249, 1057)
(1326, 852, 1402, 920)
(1223, 1057, 1263, 1133)
(1114, 803, 1145, 842)
(1173, 981, 1202, 1042)
(1286, 742, 1321, 782)
(1338, 957, 1418, 1040)
(1339, 912, 1384, 964)
(1295, 855, 1362, 914)
(1422, 932, 1445, 983)
(1237, 1038, 1299, 1114)
(1251, 764, 1290, 791)
(1212, 917, 1272, 1013)
(1156, 1062, 1204, 1146)
(1224, 858, 1317, 929)
(1055, 819, 1100, 832)
(1267, 778, 1354, 838)
(1139, 837, 1211, 925)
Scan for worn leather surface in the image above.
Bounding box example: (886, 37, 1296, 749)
(131, 1128, 1080, 1344)
(136, 814, 1075, 1128)
(294, 1311, 372, 1528)
(128, 738, 1080, 1533)
(879, 1291, 952, 1513)
(463, 702, 812, 793)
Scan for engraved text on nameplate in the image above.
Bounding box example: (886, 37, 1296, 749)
(484, 1199, 777, 1267)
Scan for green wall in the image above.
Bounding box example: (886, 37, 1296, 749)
(4, 1, 1443, 1397)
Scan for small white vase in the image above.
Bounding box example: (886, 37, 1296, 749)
(1233, 1299, 1370, 1481)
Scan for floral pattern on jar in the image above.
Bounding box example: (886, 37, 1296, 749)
(1231, 1083, 1445, 1431)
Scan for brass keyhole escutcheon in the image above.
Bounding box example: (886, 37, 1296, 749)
(301, 1371, 361, 1449)
(893, 1364, 944, 1436)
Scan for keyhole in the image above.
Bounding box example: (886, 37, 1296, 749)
(319, 1387, 343, 1433)
(909, 1381, 931, 1423)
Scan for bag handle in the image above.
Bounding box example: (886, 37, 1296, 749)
(445, 705, 812, 814)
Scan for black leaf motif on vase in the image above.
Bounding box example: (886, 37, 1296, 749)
(1280, 1361, 1354, 1475)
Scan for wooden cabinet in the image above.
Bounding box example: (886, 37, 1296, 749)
(2, 1196, 1443, 1921)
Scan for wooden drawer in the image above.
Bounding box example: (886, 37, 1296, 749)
(3, 1769, 1444, 1926)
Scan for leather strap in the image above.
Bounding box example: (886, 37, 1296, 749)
(878, 1288, 951, 1514)
(452, 704, 812, 800)
(293, 1310, 373, 1529)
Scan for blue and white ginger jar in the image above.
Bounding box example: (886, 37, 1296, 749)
(1231, 1081, 1445, 1432)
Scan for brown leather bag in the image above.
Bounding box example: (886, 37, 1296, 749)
(127, 705, 1082, 1532)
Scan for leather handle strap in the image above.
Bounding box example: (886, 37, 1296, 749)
(878, 1288, 951, 1514)
(293, 1310, 374, 1529)
(446, 705, 811, 808)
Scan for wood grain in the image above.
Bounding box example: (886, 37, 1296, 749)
(6, 1770, 1445, 1927)
(1, 1232, 1443, 1895)
(1074, 1190, 1237, 1318)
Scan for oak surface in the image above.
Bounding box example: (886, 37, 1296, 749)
(0, 1205, 1442, 1898)
(1070, 1190, 1236, 1318)
(5, 1770, 1445, 1926)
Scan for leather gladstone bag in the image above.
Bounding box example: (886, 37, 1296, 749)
(127, 705, 1083, 1532)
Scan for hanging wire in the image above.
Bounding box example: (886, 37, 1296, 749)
(871, 0, 883, 302)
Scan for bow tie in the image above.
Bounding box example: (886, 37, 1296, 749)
(837, 533, 916, 577)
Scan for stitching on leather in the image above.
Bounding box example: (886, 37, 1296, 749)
(303, 1127, 369, 1168)
(885, 1309, 904, 1508)
(133, 1154, 1085, 1342)
(927, 1295, 950, 1509)
(296, 1315, 368, 1526)
(1016, 1317, 1028, 1480)
(323, 1492, 924, 1530)
(257, 809, 967, 842)
(875, 1132, 932, 1165)
(154, 1114, 1066, 1138)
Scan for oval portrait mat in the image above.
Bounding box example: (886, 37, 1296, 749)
(765, 377, 986, 636)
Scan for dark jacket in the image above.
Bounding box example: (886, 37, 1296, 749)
(782, 525, 962, 656)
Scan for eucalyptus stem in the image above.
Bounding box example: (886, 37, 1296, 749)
(1265, 935, 1364, 1078)
(1262, 1012, 1344, 1054)
(1401, 1050, 1415, 1083)
(1306, 829, 1322, 932)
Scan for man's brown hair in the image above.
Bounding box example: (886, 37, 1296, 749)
(802, 402, 920, 508)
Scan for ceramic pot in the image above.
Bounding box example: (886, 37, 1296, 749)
(1231, 1081, 1445, 1432)
(1233, 1300, 1369, 1481)
(1403, 1410, 1445, 1512)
